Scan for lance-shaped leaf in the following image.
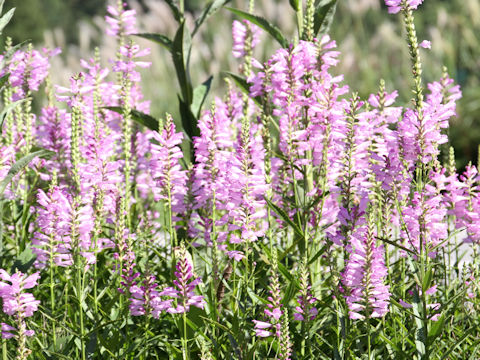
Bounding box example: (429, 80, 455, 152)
(265, 197, 304, 239)
(172, 21, 193, 105)
(104, 106, 159, 132)
(289, 0, 301, 11)
(133, 33, 172, 51)
(314, 0, 338, 36)
(0, 148, 54, 197)
(164, 0, 183, 23)
(178, 95, 199, 140)
(0, 148, 54, 248)
(191, 76, 213, 119)
(0, 7, 14, 34)
(0, 98, 26, 130)
(193, 0, 232, 37)
(226, 7, 289, 48)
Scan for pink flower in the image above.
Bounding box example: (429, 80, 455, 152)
(385, 0, 424, 14)
(154, 246, 205, 315)
(105, 4, 137, 37)
(232, 20, 261, 58)
(420, 40, 431, 49)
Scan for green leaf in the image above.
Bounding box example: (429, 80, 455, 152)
(0, 98, 26, 130)
(0, 7, 14, 34)
(0, 149, 54, 197)
(191, 76, 213, 119)
(104, 106, 159, 131)
(265, 197, 304, 239)
(178, 95, 199, 140)
(427, 313, 445, 344)
(165, 0, 183, 22)
(222, 71, 261, 107)
(289, 0, 301, 11)
(376, 236, 417, 256)
(314, 0, 338, 37)
(0, 72, 9, 89)
(0, 0, 5, 15)
(193, 0, 232, 37)
(133, 33, 172, 51)
(11, 247, 36, 273)
(172, 21, 193, 104)
(411, 289, 427, 359)
(422, 268, 433, 294)
(226, 7, 289, 48)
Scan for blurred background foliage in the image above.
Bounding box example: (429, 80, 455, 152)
(2, 0, 479, 168)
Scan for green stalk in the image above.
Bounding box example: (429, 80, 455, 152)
(50, 257, 57, 348)
(182, 311, 189, 360)
(2, 338, 7, 360)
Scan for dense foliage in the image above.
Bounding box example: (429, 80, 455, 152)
(0, 0, 479, 359)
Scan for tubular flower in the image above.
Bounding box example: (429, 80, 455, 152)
(342, 219, 391, 320)
(385, 0, 424, 14)
(148, 115, 187, 214)
(232, 20, 261, 58)
(0, 270, 40, 339)
(105, 3, 137, 37)
(156, 245, 205, 315)
(32, 186, 74, 268)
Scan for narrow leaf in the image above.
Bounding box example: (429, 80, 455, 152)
(193, 0, 232, 37)
(0, 149, 54, 196)
(289, 0, 301, 11)
(314, 0, 338, 37)
(11, 247, 36, 274)
(178, 95, 199, 140)
(104, 106, 159, 131)
(133, 33, 172, 51)
(226, 7, 289, 48)
(265, 197, 304, 239)
(0, 98, 26, 130)
(164, 0, 182, 22)
(0, 7, 14, 34)
(172, 21, 193, 104)
(0, 72, 9, 89)
(191, 76, 213, 118)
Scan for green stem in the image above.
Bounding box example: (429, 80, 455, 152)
(50, 259, 57, 348)
(182, 311, 189, 360)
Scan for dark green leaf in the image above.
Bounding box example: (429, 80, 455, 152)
(0, 7, 14, 34)
(0, 99, 26, 130)
(427, 314, 445, 344)
(178, 95, 199, 140)
(0, 149, 54, 197)
(193, 0, 232, 37)
(314, 0, 338, 37)
(222, 71, 261, 107)
(164, 0, 183, 22)
(376, 236, 417, 256)
(11, 247, 36, 273)
(104, 106, 159, 131)
(0, 72, 9, 89)
(226, 7, 289, 48)
(265, 197, 304, 239)
(133, 33, 172, 51)
(289, 0, 301, 11)
(172, 21, 193, 107)
(191, 76, 213, 119)
(411, 289, 427, 359)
